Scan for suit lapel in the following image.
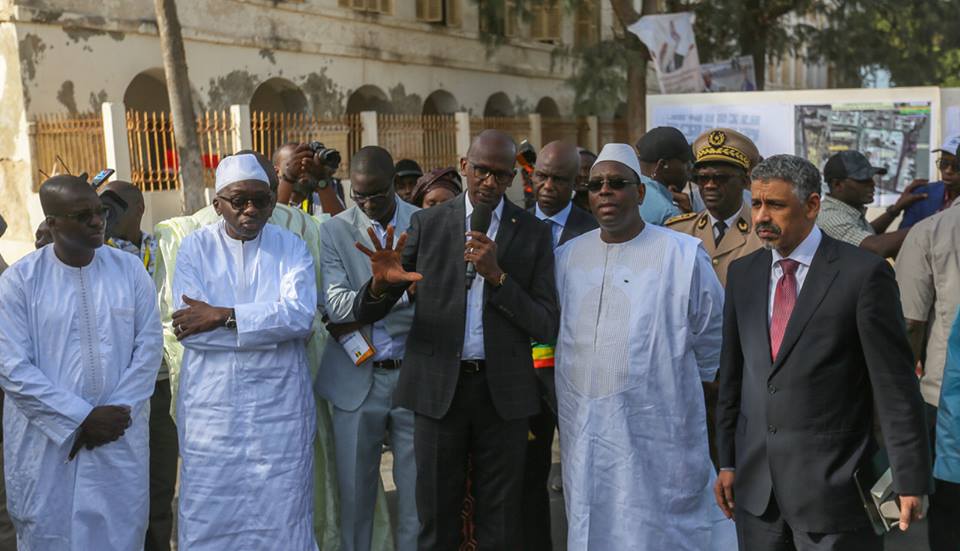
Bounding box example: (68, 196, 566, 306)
(769, 237, 839, 377)
(746, 249, 774, 367)
(495, 200, 520, 265)
(348, 206, 375, 250)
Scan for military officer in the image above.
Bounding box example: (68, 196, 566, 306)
(666, 128, 763, 286)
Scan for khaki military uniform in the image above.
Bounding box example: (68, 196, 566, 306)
(665, 204, 764, 286)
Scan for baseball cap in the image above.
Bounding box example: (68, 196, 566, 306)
(636, 127, 692, 163)
(395, 159, 423, 178)
(822, 150, 888, 181)
(934, 133, 960, 155)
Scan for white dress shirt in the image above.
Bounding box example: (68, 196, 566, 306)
(768, 225, 822, 322)
(463, 194, 504, 360)
(535, 201, 572, 249)
(370, 209, 408, 361)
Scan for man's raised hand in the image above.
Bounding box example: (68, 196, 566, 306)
(355, 225, 422, 296)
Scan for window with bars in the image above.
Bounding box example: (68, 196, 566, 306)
(416, 0, 461, 27)
(574, 0, 600, 48)
(530, 0, 561, 43)
(339, 0, 393, 15)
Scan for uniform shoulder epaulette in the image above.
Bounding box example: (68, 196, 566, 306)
(665, 212, 698, 226)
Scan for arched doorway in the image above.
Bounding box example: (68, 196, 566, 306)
(124, 69, 170, 113)
(535, 97, 561, 118)
(422, 90, 458, 115)
(250, 78, 309, 114)
(346, 85, 392, 114)
(483, 92, 514, 117)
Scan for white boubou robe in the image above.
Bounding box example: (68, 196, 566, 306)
(0, 245, 162, 550)
(554, 224, 737, 550)
(173, 220, 319, 551)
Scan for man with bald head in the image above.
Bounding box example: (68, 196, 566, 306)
(353, 129, 559, 549)
(0, 175, 162, 549)
(524, 140, 597, 550)
(98, 179, 177, 551)
(315, 146, 419, 551)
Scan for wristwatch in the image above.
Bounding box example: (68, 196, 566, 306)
(495, 272, 507, 288)
(224, 310, 237, 329)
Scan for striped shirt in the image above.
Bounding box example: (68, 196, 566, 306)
(816, 195, 874, 246)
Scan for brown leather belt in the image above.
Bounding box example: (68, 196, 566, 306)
(373, 359, 402, 370)
(460, 360, 485, 374)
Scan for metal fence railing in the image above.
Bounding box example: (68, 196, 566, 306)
(250, 111, 360, 180)
(378, 114, 458, 171)
(542, 117, 580, 146)
(126, 110, 235, 191)
(31, 113, 106, 190)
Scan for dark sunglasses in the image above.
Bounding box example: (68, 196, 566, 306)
(586, 178, 636, 193)
(937, 158, 959, 171)
(218, 194, 272, 211)
(50, 206, 110, 224)
(693, 173, 737, 186)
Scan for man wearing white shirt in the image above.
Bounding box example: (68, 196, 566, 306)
(716, 154, 931, 550)
(352, 130, 559, 550)
(315, 146, 419, 551)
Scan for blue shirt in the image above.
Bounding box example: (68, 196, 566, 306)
(639, 175, 681, 226)
(901, 180, 947, 230)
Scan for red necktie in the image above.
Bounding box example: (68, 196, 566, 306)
(770, 259, 800, 360)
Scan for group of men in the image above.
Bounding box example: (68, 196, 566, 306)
(0, 118, 957, 551)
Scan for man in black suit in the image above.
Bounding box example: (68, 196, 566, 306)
(353, 129, 559, 550)
(715, 154, 932, 550)
(524, 140, 598, 551)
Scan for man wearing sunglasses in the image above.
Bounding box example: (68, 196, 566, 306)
(0, 174, 162, 549)
(817, 150, 926, 258)
(352, 129, 559, 550)
(553, 143, 731, 550)
(666, 128, 764, 287)
(171, 153, 319, 550)
(900, 134, 960, 230)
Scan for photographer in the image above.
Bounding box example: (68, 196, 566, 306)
(273, 142, 345, 216)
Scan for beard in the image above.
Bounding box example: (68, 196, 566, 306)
(756, 221, 782, 249)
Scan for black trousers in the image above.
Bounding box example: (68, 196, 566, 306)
(521, 402, 555, 551)
(144, 380, 179, 551)
(736, 494, 881, 551)
(414, 370, 528, 551)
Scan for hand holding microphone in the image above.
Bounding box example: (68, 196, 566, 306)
(465, 202, 503, 288)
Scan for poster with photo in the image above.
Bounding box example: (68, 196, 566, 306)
(628, 13, 704, 94)
(795, 102, 932, 206)
(701, 56, 758, 93)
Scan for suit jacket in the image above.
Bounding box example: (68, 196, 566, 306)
(528, 203, 599, 247)
(354, 194, 560, 420)
(315, 200, 418, 411)
(716, 234, 932, 533)
(665, 203, 764, 286)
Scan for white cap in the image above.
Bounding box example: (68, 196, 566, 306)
(592, 143, 643, 180)
(215, 153, 271, 193)
(934, 134, 960, 155)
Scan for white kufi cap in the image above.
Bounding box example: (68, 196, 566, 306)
(593, 143, 643, 180)
(215, 153, 271, 193)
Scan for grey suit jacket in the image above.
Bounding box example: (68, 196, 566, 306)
(314, 199, 418, 411)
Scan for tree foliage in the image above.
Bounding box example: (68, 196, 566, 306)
(806, 0, 960, 88)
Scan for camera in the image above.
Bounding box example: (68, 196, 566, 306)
(308, 141, 342, 170)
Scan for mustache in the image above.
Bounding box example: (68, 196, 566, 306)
(755, 222, 782, 238)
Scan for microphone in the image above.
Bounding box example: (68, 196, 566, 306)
(466, 202, 492, 289)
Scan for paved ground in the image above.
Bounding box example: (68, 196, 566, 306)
(381, 446, 929, 551)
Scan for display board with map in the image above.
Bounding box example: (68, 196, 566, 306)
(795, 102, 932, 205)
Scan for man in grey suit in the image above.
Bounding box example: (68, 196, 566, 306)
(315, 146, 418, 551)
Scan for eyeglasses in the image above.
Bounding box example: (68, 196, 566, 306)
(49, 206, 110, 224)
(937, 158, 959, 172)
(470, 163, 515, 186)
(350, 187, 393, 204)
(693, 173, 737, 186)
(585, 178, 637, 193)
(218, 194, 272, 211)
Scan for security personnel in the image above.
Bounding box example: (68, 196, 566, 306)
(665, 128, 762, 471)
(666, 128, 763, 286)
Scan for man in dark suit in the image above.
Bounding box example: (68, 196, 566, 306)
(353, 129, 560, 550)
(524, 140, 598, 551)
(715, 154, 932, 550)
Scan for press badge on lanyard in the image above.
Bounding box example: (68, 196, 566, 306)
(338, 330, 375, 366)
